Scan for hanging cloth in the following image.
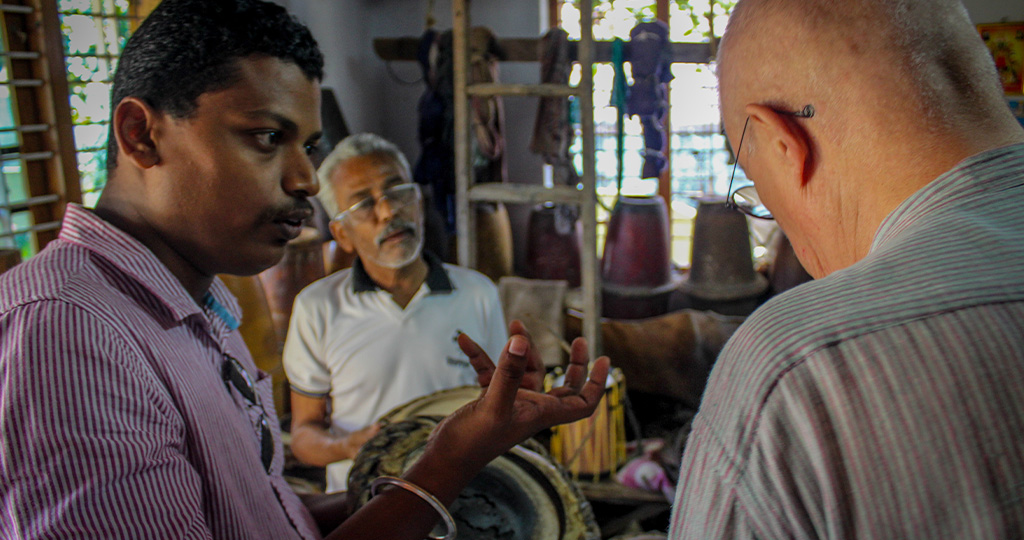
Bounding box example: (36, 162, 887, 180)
(529, 27, 578, 186)
(412, 29, 455, 233)
(466, 26, 508, 185)
(611, 37, 628, 193)
(626, 20, 673, 179)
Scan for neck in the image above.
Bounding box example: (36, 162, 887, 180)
(361, 255, 429, 309)
(824, 111, 1024, 276)
(94, 190, 214, 305)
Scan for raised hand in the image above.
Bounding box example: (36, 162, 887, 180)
(429, 320, 610, 473)
(458, 319, 546, 392)
(326, 321, 611, 540)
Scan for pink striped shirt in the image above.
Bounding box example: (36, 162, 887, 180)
(669, 144, 1024, 538)
(0, 204, 320, 539)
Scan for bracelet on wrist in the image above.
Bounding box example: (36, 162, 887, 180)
(370, 475, 457, 540)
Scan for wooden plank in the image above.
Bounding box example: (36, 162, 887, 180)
(466, 82, 578, 98)
(467, 183, 583, 205)
(374, 36, 713, 65)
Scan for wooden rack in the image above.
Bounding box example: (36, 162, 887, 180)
(446, 1, 604, 355)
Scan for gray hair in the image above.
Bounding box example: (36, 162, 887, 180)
(316, 132, 412, 217)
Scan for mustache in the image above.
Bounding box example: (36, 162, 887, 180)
(262, 198, 314, 223)
(375, 219, 417, 246)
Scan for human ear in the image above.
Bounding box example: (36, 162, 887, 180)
(111, 97, 160, 169)
(329, 218, 355, 253)
(745, 103, 812, 186)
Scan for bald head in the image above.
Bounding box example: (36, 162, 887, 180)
(716, 0, 1023, 277)
(718, 0, 1013, 151)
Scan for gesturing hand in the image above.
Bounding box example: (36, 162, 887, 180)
(428, 320, 611, 473)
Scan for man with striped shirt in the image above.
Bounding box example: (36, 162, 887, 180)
(0, 1, 610, 539)
(670, 0, 1024, 538)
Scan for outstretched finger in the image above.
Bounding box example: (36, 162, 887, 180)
(458, 332, 495, 388)
(479, 333, 530, 417)
(576, 355, 611, 406)
(562, 336, 591, 392)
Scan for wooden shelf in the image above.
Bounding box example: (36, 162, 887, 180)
(467, 82, 579, 98)
(468, 183, 584, 205)
(374, 36, 713, 64)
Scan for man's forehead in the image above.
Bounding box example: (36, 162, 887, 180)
(334, 154, 408, 192)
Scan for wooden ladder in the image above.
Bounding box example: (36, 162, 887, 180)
(451, 0, 602, 356)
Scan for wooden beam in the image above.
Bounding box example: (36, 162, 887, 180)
(373, 36, 713, 64)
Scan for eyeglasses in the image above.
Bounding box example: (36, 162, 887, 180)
(333, 182, 421, 224)
(726, 104, 815, 220)
(222, 354, 274, 474)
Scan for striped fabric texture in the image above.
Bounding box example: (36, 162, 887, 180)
(0, 205, 320, 539)
(669, 143, 1024, 539)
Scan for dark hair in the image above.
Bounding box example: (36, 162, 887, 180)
(106, 0, 324, 169)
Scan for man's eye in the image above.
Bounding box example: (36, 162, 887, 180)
(305, 143, 318, 156)
(254, 131, 282, 147)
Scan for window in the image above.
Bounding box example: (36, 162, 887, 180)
(556, 0, 759, 267)
(0, 2, 81, 260)
(0, 0, 152, 261)
(58, 0, 147, 207)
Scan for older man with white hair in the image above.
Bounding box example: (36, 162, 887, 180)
(283, 133, 507, 492)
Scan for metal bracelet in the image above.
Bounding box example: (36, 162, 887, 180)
(370, 475, 457, 540)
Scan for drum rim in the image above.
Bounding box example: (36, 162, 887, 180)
(347, 416, 600, 540)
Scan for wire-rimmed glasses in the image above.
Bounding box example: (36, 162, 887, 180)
(222, 354, 274, 473)
(332, 182, 422, 224)
(726, 104, 815, 220)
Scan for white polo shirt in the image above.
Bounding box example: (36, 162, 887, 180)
(283, 252, 507, 491)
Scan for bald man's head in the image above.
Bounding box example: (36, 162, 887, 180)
(718, 0, 1006, 147)
(715, 0, 1022, 277)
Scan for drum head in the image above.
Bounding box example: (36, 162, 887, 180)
(377, 386, 481, 424)
(348, 416, 600, 540)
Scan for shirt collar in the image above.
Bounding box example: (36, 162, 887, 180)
(58, 204, 243, 329)
(871, 142, 1024, 253)
(351, 250, 454, 294)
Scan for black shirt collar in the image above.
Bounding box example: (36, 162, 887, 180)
(351, 251, 454, 294)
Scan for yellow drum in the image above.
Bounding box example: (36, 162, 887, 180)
(548, 367, 627, 480)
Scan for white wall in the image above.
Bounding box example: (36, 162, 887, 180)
(964, 0, 1024, 24)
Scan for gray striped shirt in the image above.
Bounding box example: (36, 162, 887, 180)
(0, 205, 320, 539)
(670, 143, 1024, 539)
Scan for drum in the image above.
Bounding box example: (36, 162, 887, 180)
(474, 202, 514, 282)
(678, 197, 767, 302)
(602, 196, 671, 288)
(259, 226, 325, 343)
(548, 367, 627, 480)
(601, 196, 675, 319)
(526, 203, 581, 287)
(377, 385, 481, 424)
(348, 415, 600, 540)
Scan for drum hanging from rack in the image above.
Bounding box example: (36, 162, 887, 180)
(348, 414, 600, 540)
(548, 367, 627, 480)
